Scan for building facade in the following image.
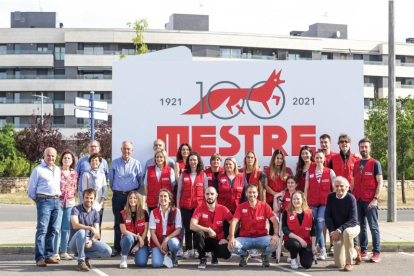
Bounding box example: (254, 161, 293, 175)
(1, 12, 414, 137)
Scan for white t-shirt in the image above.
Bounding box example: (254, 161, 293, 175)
(149, 206, 182, 235)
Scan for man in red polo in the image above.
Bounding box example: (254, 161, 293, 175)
(228, 184, 279, 267)
(190, 186, 233, 269)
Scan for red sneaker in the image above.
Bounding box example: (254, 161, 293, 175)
(361, 252, 368, 259)
(370, 252, 381, 263)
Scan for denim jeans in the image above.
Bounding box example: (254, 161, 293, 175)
(53, 206, 72, 253)
(357, 199, 380, 253)
(228, 235, 279, 256)
(310, 205, 326, 248)
(151, 237, 180, 268)
(69, 229, 112, 262)
(120, 234, 149, 267)
(112, 192, 128, 251)
(35, 197, 60, 262)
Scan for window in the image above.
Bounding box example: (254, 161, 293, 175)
(0, 92, 6, 103)
(0, 71, 6, 79)
(55, 46, 65, 60)
(81, 71, 104, 79)
(83, 93, 102, 100)
(354, 54, 363, 60)
(0, 45, 6, 54)
(14, 92, 20, 103)
(14, 12, 21, 21)
(14, 44, 20, 54)
(0, 118, 6, 128)
(53, 116, 65, 124)
(14, 117, 20, 126)
(122, 48, 135, 55)
(14, 70, 20, 79)
(37, 44, 48, 53)
(84, 45, 103, 54)
(220, 48, 242, 58)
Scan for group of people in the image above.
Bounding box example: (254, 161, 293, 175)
(27, 133, 382, 272)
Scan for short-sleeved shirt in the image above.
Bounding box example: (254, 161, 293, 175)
(192, 204, 233, 226)
(149, 207, 182, 235)
(233, 201, 275, 237)
(69, 204, 100, 242)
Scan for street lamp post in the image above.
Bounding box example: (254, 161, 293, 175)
(32, 92, 49, 123)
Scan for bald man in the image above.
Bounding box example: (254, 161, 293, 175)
(28, 147, 62, 267)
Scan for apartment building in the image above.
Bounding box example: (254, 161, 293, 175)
(1, 12, 414, 137)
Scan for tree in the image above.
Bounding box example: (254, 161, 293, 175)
(14, 114, 67, 173)
(120, 19, 148, 59)
(0, 123, 19, 160)
(365, 97, 414, 204)
(71, 116, 112, 163)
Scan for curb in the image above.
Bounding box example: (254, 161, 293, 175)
(1, 245, 413, 255)
(379, 206, 414, 210)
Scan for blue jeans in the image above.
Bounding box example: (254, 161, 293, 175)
(35, 198, 60, 262)
(69, 229, 112, 262)
(112, 192, 128, 251)
(151, 237, 180, 268)
(310, 205, 326, 248)
(53, 206, 72, 253)
(228, 236, 279, 256)
(120, 234, 149, 267)
(357, 199, 380, 253)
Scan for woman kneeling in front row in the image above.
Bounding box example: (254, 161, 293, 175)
(282, 191, 317, 269)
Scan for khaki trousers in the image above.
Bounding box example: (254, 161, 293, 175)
(333, 225, 360, 268)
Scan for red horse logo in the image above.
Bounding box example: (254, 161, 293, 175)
(183, 69, 285, 115)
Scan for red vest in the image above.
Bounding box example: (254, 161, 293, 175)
(239, 168, 262, 186)
(325, 151, 338, 168)
(177, 161, 186, 173)
(203, 167, 224, 187)
(179, 171, 205, 210)
(307, 166, 332, 206)
(146, 166, 173, 208)
(150, 207, 181, 248)
(194, 204, 231, 240)
(237, 201, 270, 237)
(284, 209, 313, 245)
(217, 173, 245, 212)
(282, 190, 294, 212)
(265, 167, 292, 203)
(353, 158, 379, 202)
(297, 162, 315, 192)
(331, 153, 359, 184)
(120, 209, 148, 244)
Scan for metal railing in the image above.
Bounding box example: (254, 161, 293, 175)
(77, 75, 112, 80)
(0, 50, 53, 55)
(0, 75, 66, 80)
(0, 99, 53, 104)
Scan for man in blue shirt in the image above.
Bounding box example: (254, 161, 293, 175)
(28, 147, 61, 267)
(75, 140, 109, 204)
(110, 141, 142, 256)
(69, 188, 112, 271)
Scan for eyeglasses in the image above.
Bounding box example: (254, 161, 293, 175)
(339, 140, 349, 144)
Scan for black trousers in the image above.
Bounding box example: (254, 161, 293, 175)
(268, 202, 276, 236)
(181, 208, 195, 250)
(193, 230, 231, 259)
(285, 238, 313, 269)
(223, 210, 240, 239)
(112, 193, 128, 251)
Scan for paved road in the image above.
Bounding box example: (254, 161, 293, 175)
(0, 204, 412, 223)
(0, 252, 413, 276)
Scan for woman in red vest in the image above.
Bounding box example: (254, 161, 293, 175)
(282, 191, 317, 269)
(149, 189, 182, 268)
(240, 150, 265, 201)
(273, 176, 298, 214)
(295, 146, 315, 192)
(304, 150, 336, 261)
(174, 143, 192, 183)
(177, 152, 208, 259)
(214, 157, 247, 239)
(203, 153, 223, 187)
(119, 191, 149, 269)
(144, 149, 176, 214)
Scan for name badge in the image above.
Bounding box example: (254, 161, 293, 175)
(138, 222, 145, 227)
(365, 172, 373, 176)
(184, 177, 190, 181)
(216, 221, 223, 225)
(289, 216, 295, 220)
(221, 179, 227, 183)
(286, 198, 290, 202)
(155, 219, 160, 223)
(305, 227, 312, 231)
(125, 220, 131, 223)
(322, 179, 330, 182)
(256, 216, 264, 220)
(207, 176, 212, 180)
(351, 164, 355, 168)
(237, 186, 243, 190)
(309, 174, 315, 178)
(162, 178, 170, 181)
(202, 214, 209, 218)
(242, 209, 248, 213)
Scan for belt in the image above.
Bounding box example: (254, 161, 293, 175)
(37, 194, 59, 199)
(113, 190, 133, 195)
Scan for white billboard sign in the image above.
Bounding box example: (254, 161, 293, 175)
(113, 50, 364, 169)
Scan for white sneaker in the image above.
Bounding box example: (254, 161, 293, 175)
(250, 249, 259, 258)
(176, 248, 183, 257)
(193, 250, 199, 259)
(164, 254, 173, 268)
(206, 252, 212, 258)
(60, 252, 73, 260)
(120, 255, 128, 269)
(318, 247, 327, 260)
(183, 250, 191, 259)
(291, 258, 298, 269)
(287, 256, 291, 263)
(53, 253, 60, 261)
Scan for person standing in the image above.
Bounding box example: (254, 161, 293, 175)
(352, 138, 383, 263)
(191, 186, 233, 269)
(325, 177, 362, 271)
(75, 140, 108, 204)
(69, 188, 112, 271)
(28, 147, 61, 267)
(295, 146, 315, 192)
(141, 139, 175, 185)
(240, 151, 265, 201)
(320, 134, 338, 168)
(282, 191, 317, 269)
(203, 153, 223, 187)
(110, 141, 142, 257)
(228, 184, 279, 267)
(53, 150, 78, 261)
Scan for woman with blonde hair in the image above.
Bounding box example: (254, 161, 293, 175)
(282, 191, 317, 269)
(240, 150, 265, 201)
(119, 191, 149, 268)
